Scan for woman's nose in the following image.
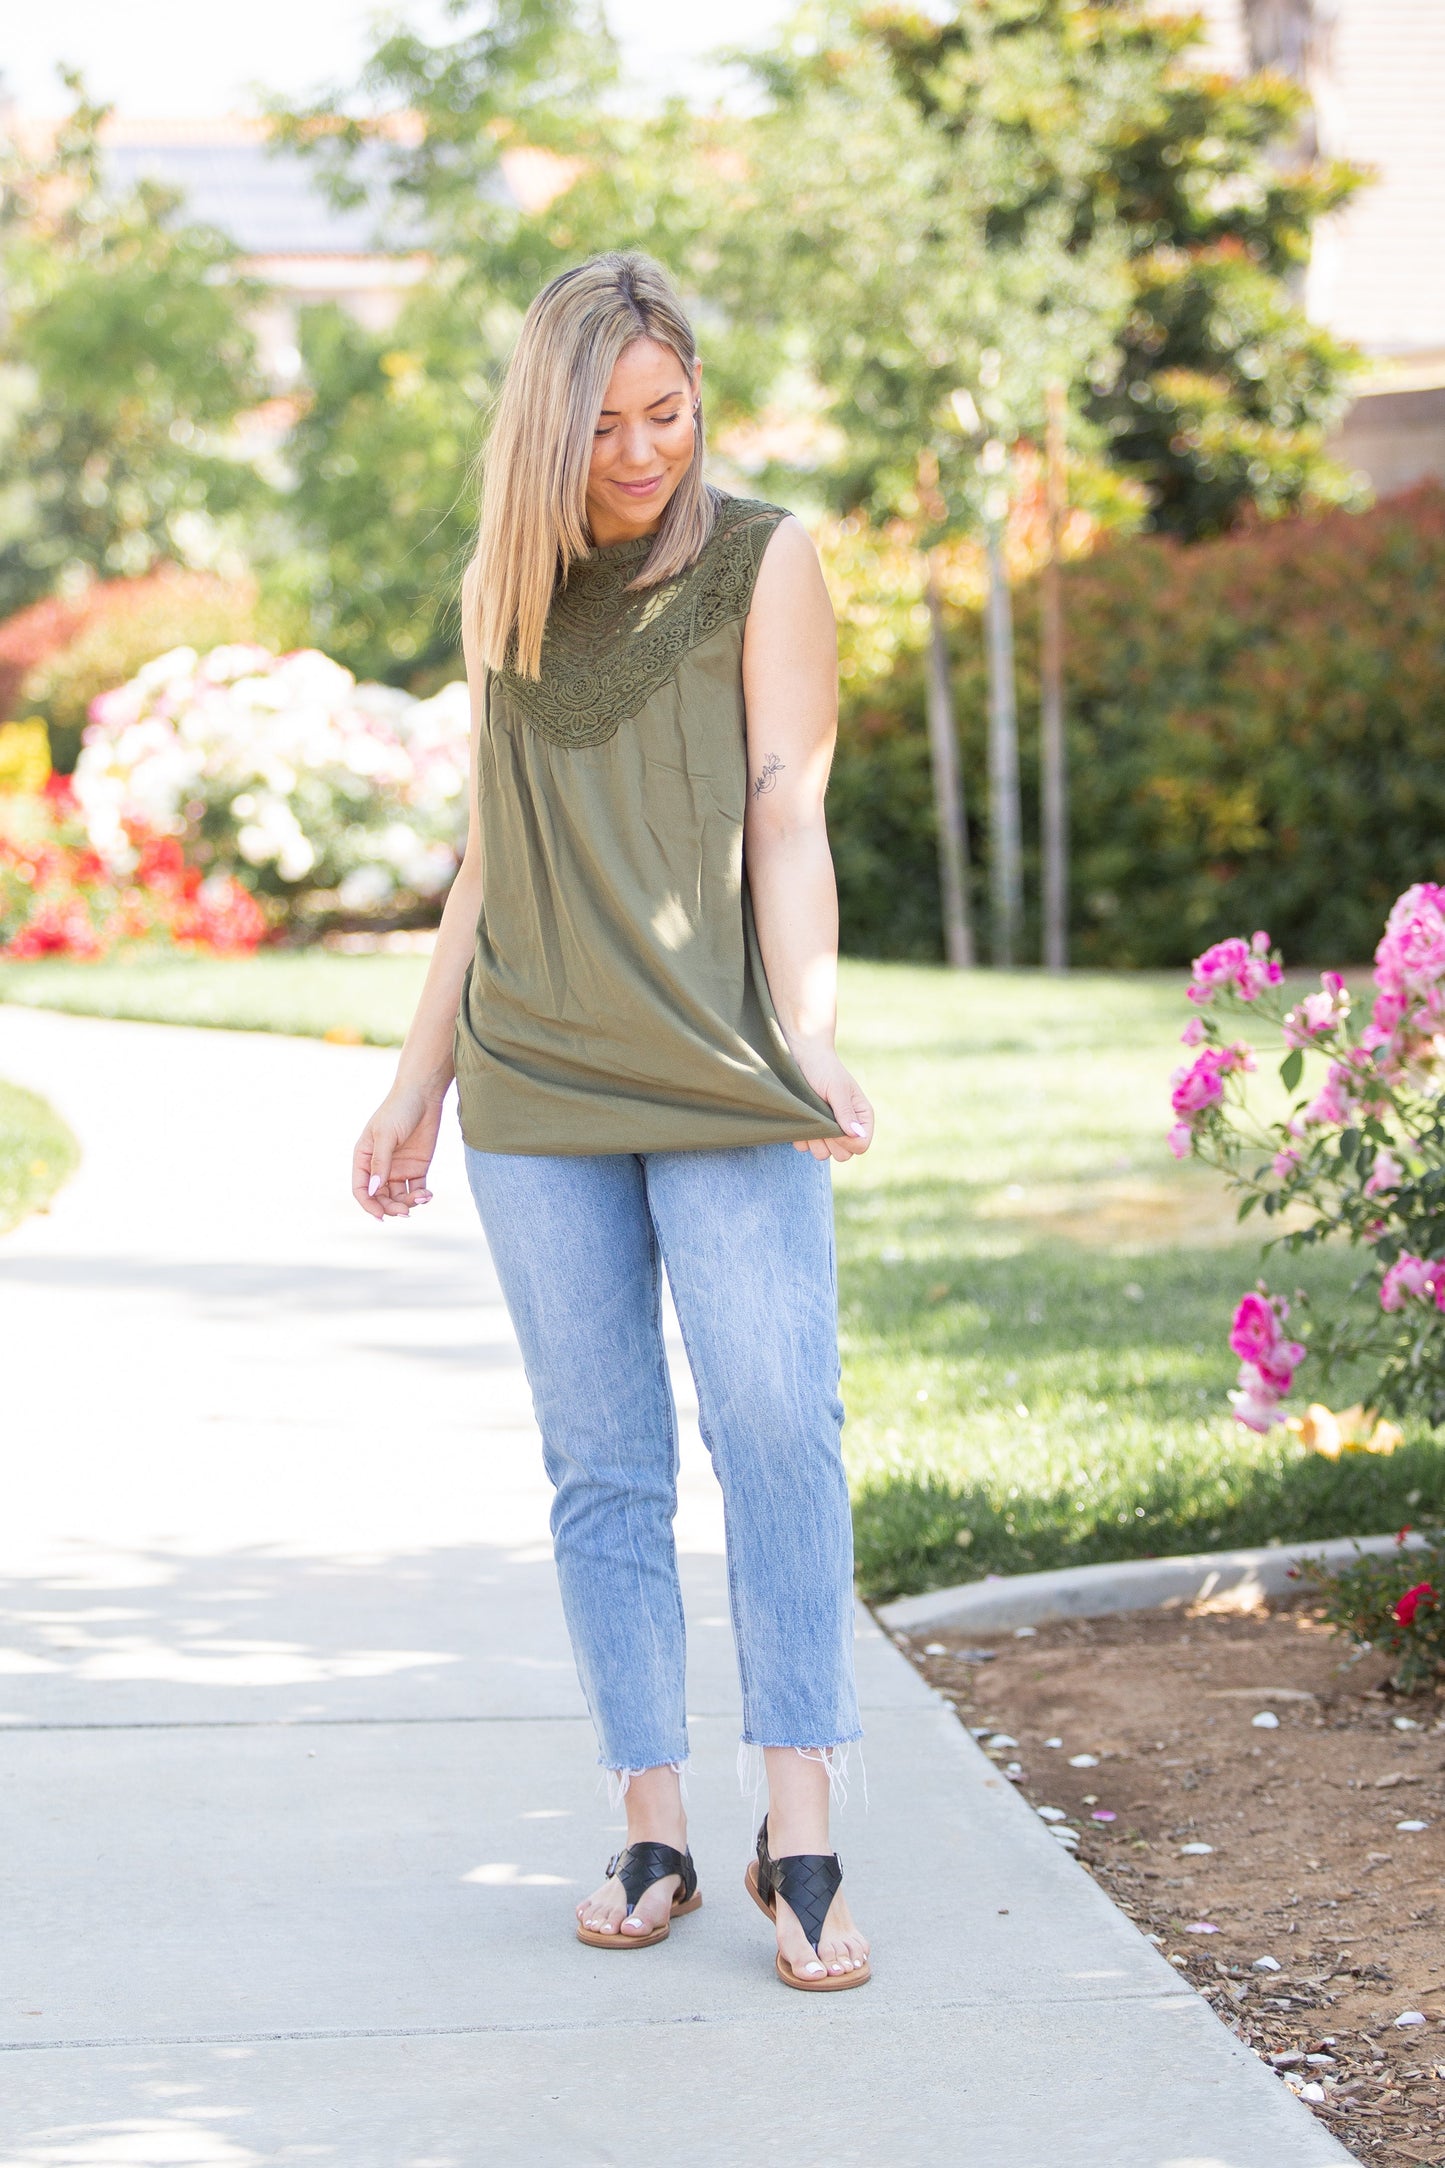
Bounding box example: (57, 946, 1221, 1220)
(616, 421, 654, 469)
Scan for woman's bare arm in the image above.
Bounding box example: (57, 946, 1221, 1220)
(742, 517, 873, 1162)
(350, 569, 486, 1218)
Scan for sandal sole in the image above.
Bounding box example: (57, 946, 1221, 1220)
(575, 1889, 702, 1950)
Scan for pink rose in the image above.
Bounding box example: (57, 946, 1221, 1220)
(1283, 973, 1350, 1049)
(1379, 1253, 1442, 1312)
(1301, 1062, 1354, 1129)
(1364, 1149, 1404, 1197)
(1272, 1147, 1302, 1179)
(1167, 1122, 1193, 1161)
(1187, 932, 1283, 1007)
(1229, 1290, 1284, 1366)
(1180, 1016, 1206, 1047)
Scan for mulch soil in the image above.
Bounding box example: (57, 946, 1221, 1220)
(897, 1599, 1445, 2166)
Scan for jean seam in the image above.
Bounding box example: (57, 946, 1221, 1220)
(642, 1169, 691, 1769)
(644, 1164, 761, 1741)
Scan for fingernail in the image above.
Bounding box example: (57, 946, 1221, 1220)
(849, 1123, 867, 1137)
(368, 1175, 380, 1196)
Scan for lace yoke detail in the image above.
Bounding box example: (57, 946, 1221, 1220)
(495, 496, 787, 749)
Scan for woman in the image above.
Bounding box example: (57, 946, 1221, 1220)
(352, 252, 872, 1991)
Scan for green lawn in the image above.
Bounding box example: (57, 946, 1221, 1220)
(3, 950, 1439, 1591)
(0, 1077, 79, 1233)
(0, 951, 427, 1044)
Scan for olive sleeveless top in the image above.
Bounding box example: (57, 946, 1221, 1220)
(454, 494, 843, 1156)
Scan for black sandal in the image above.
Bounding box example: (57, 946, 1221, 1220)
(744, 1817, 872, 1991)
(575, 1842, 701, 1950)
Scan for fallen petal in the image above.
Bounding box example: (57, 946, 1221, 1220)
(1396, 1819, 1429, 1832)
(1037, 1806, 1067, 1822)
(1392, 1716, 1422, 1731)
(1043, 1736, 1063, 1748)
(924, 1643, 947, 1656)
(1068, 1752, 1100, 1767)
(1253, 1956, 1282, 1973)
(1014, 1625, 1037, 1638)
(988, 1734, 1019, 1749)
(1185, 1922, 1220, 1934)
(1050, 1827, 1080, 1847)
(1180, 1842, 1214, 1856)
(1091, 1810, 1116, 1822)
(1252, 1711, 1280, 1729)
(1299, 2082, 1325, 2104)
(1395, 2010, 1427, 2027)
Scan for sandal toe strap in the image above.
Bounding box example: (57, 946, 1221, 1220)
(772, 1852, 843, 1957)
(604, 1841, 695, 1914)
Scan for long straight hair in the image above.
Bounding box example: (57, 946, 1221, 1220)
(469, 252, 715, 679)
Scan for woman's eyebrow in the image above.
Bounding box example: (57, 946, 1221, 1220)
(597, 390, 687, 415)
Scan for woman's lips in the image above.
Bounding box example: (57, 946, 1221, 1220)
(613, 475, 664, 498)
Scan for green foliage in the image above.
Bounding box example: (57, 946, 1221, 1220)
(0, 83, 266, 618)
(1293, 1532, 1445, 1694)
(875, 0, 1365, 537)
(0, 1076, 79, 1233)
(273, 292, 489, 683)
(264, 1, 625, 681)
(716, 8, 1131, 534)
(1033, 484, 1445, 965)
(830, 486, 1445, 964)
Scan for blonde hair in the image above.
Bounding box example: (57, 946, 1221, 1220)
(469, 252, 715, 678)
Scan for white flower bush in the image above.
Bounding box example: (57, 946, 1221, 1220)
(74, 646, 470, 924)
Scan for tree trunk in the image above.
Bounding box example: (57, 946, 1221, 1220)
(923, 555, 974, 968)
(1040, 379, 1068, 972)
(984, 522, 1023, 968)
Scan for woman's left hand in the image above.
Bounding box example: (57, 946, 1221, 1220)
(790, 1044, 875, 1161)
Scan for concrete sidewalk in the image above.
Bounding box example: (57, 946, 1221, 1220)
(0, 1006, 1352, 2168)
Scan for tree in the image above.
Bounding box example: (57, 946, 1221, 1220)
(0, 82, 266, 620)
(262, 0, 624, 682)
(877, 0, 1366, 538)
(700, 12, 1132, 964)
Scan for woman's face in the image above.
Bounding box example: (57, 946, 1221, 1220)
(585, 336, 701, 546)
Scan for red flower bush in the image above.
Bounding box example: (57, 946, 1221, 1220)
(1295, 1530, 1445, 1695)
(0, 776, 265, 959)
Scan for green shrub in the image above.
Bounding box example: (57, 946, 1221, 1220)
(0, 1077, 79, 1233)
(831, 486, 1445, 966)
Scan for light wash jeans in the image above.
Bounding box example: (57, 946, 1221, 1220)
(465, 1141, 862, 1775)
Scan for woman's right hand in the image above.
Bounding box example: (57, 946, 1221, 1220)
(351, 1084, 445, 1220)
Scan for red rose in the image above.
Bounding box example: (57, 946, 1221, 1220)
(1393, 1581, 1436, 1627)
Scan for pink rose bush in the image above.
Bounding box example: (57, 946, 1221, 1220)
(1171, 887, 1445, 1433)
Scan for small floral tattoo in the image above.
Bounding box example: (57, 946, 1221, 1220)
(753, 753, 784, 799)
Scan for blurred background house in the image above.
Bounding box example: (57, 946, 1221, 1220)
(1194, 0, 1445, 491)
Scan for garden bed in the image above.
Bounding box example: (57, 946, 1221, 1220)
(901, 1599, 1445, 2166)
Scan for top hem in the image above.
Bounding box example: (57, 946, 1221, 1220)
(456, 1114, 844, 1158)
